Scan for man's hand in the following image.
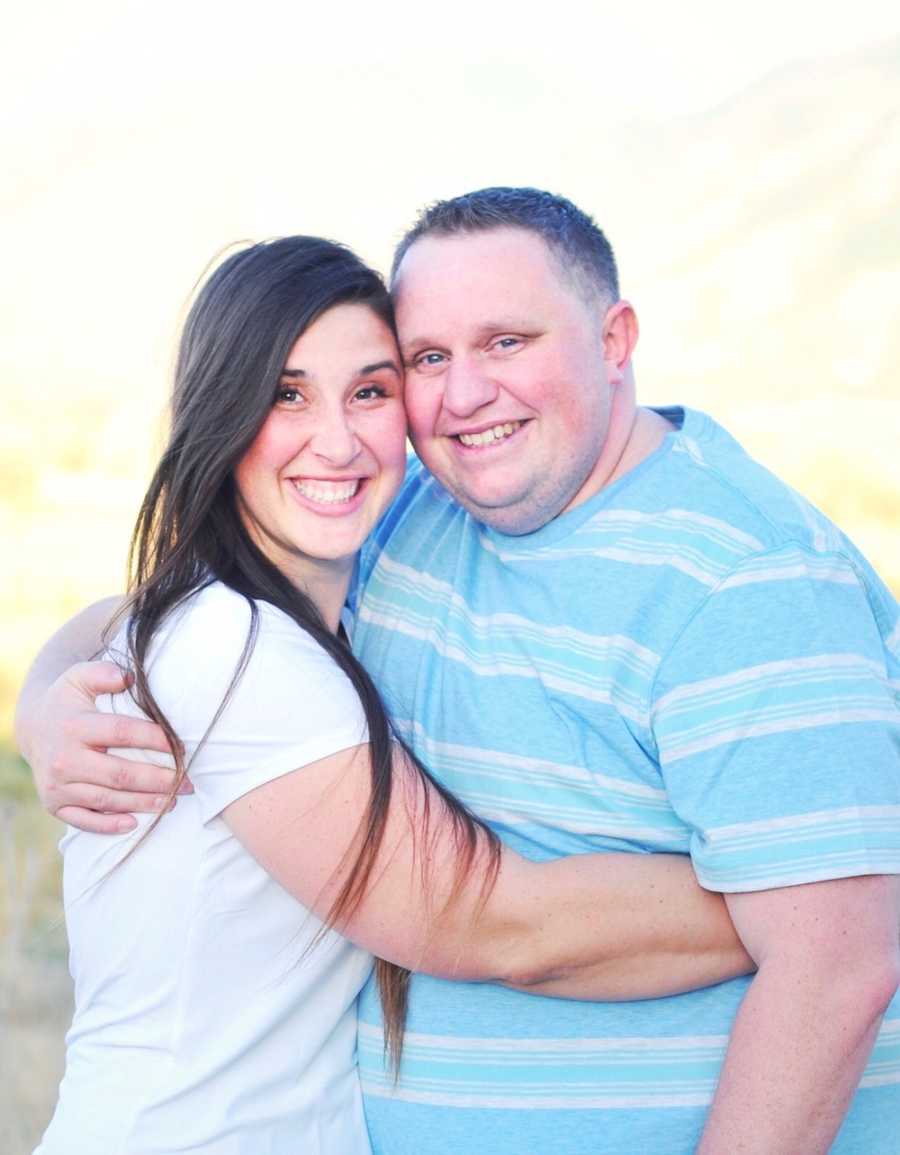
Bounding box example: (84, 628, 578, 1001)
(16, 660, 187, 834)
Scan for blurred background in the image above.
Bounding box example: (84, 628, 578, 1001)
(2, 1, 899, 1149)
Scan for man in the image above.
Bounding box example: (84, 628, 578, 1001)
(18, 188, 900, 1152)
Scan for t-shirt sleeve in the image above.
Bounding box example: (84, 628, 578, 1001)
(650, 544, 900, 892)
(143, 585, 369, 824)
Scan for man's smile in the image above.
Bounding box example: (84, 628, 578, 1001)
(449, 420, 528, 451)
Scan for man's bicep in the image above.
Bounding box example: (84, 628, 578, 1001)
(18, 596, 123, 706)
(722, 874, 900, 966)
(652, 548, 900, 893)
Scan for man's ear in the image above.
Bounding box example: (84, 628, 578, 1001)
(602, 300, 638, 386)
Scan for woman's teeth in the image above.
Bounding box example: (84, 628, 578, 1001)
(457, 422, 521, 448)
(292, 479, 360, 505)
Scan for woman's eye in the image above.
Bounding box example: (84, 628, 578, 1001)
(354, 384, 387, 402)
(276, 387, 304, 405)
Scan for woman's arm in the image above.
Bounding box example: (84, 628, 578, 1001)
(225, 741, 753, 998)
(502, 851, 752, 999)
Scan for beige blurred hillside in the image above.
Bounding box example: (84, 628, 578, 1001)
(4, 44, 899, 748)
(1, 31, 899, 1154)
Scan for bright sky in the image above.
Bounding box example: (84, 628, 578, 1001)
(2, 0, 898, 392)
(4, 0, 899, 126)
(1, 0, 898, 703)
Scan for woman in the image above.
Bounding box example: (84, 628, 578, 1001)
(34, 237, 749, 1154)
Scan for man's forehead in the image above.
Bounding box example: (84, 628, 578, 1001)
(391, 227, 591, 347)
(392, 225, 551, 286)
(391, 227, 560, 320)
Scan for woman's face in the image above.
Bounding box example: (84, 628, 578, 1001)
(234, 302, 407, 585)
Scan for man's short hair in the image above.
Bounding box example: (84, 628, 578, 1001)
(391, 186, 620, 305)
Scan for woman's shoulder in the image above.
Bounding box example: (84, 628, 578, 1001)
(109, 580, 362, 743)
(149, 583, 367, 803)
(153, 581, 319, 659)
(124, 581, 252, 671)
(107, 581, 335, 704)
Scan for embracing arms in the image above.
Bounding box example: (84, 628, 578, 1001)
(15, 599, 752, 998)
(222, 739, 751, 996)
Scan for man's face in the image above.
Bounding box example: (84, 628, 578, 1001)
(393, 227, 619, 535)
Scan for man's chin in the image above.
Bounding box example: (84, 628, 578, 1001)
(448, 486, 550, 536)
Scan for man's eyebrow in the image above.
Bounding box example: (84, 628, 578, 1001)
(474, 318, 535, 336)
(398, 338, 429, 358)
(401, 320, 536, 352)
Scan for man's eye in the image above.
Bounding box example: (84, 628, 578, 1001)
(492, 337, 522, 351)
(414, 352, 446, 369)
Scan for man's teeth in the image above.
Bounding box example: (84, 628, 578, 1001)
(458, 422, 521, 448)
(292, 479, 360, 505)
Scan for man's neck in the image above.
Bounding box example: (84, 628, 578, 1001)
(561, 389, 674, 520)
(607, 405, 676, 487)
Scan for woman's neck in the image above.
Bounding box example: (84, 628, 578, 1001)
(285, 557, 353, 634)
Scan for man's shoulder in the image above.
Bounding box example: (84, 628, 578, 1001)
(615, 410, 898, 646)
(652, 408, 898, 647)
(662, 409, 853, 561)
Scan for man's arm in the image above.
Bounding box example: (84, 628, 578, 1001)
(696, 874, 900, 1154)
(14, 598, 184, 833)
(647, 545, 900, 1146)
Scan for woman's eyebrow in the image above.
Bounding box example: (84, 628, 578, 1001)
(357, 359, 400, 376)
(280, 361, 400, 380)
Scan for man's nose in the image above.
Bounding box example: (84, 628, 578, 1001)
(441, 356, 500, 417)
(309, 408, 361, 465)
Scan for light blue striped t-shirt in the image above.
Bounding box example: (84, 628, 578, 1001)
(352, 408, 900, 1155)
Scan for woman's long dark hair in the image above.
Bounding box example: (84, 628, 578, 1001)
(105, 237, 500, 1066)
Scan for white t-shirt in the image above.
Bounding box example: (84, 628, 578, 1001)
(36, 582, 374, 1155)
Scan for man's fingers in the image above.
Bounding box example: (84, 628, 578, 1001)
(62, 781, 178, 815)
(55, 806, 139, 835)
(63, 659, 133, 700)
(63, 748, 187, 796)
(99, 758, 192, 796)
(67, 711, 176, 757)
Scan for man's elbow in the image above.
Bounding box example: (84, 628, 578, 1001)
(855, 948, 900, 1019)
(841, 907, 900, 1019)
(791, 940, 900, 1023)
